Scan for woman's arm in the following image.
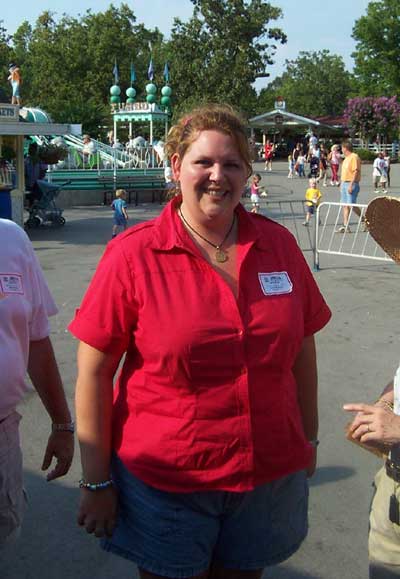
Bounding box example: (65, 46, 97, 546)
(75, 341, 122, 538)
(28, 337, 74, 481)
(293, 335, 318, 477)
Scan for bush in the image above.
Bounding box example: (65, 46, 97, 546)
(38, 143, 68, 165)
(356, 148, 376, 162)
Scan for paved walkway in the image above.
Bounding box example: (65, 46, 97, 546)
(1, 161, 400, 578)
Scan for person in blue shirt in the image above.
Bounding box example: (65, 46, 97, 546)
(111, 189, 128, 238)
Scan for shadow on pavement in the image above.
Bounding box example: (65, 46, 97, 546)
(265, 567, 321, 578)
(0, 471, 136, 579)
(309, 465, 355, 487)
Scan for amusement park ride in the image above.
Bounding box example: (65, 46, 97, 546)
(0, 63, 173, 225)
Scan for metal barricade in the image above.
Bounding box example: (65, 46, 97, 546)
(243, 197, 315, 254)
(315, 201, 392, 270)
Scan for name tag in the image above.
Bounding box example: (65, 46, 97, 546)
(0, 273, 24, 294)
(259, 272, 293, 296)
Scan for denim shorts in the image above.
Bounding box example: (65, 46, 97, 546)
(340, 181, 360, 204)
(102, 457, 309, 578)
(113, 215, 127, 226)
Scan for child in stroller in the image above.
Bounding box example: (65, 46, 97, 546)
(25, 179, 70, 228)
(308, 156, 320, 179)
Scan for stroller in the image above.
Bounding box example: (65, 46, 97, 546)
(308, 156, 320, 179)
(25, 179, 70, 228)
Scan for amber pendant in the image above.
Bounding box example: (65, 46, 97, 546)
(215, 249, 228, 263)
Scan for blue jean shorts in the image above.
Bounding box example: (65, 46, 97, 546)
(340, 181, 360, 204)
(113, 214, 127, 226)
(102, 457, 309, 578)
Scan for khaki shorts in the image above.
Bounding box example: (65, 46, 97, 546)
(370, 466, 400, 568)
(0, 411, 25, 548)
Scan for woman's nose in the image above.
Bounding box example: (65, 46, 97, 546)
(209, 164, 223, 181)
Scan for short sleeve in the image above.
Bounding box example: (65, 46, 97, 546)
(68, 242, 138, 355)
(292, 242, 331, 336)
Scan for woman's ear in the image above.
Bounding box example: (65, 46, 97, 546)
(171, 153, 181, 181)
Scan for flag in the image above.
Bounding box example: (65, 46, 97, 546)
(163, 62, 170, 83)
(112, 59, 119, 85)
(130, 62, 136, 85)
(148, 58, 155, 81)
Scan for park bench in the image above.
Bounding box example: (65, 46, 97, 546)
(97, 174, 166, 205)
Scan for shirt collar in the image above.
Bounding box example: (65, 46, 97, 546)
(150, 195, 269, 253)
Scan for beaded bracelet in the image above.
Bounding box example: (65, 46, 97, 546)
(52, 421, 75, 433)
(79, 479, 113, 491)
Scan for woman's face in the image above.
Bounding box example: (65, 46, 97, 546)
(171, 130, 247, 223)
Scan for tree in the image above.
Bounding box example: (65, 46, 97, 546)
(165, 0, 286, 117)
(344, 96, 400, 143)
(257, 50, 353, 118)
(0, 21, 13, 100)
(10, 5, 165, 133)
(352, 0, 400, 96)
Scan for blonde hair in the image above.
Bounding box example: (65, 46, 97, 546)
(115, 189, 126, 198)
(164, 104, 252, 177)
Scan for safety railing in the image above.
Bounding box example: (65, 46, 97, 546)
(314, 202, 393, 270)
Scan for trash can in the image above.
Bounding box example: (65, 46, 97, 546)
(0, 189, 12, 219)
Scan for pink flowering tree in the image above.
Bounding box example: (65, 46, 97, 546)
(344, 96, 400, 145)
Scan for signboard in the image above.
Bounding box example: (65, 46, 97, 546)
(0, 104, 19, 122)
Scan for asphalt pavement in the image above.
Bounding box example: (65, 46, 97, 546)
(1, 160, 400, 579)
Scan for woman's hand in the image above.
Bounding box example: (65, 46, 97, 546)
(344, 403, 400, 446)
(307, 447, 317, 478)
(77, 487, 118, 538)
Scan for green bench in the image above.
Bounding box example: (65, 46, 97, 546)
(97, 175, 166, 205)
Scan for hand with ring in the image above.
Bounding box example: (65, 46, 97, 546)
(344, 403, 400, 446)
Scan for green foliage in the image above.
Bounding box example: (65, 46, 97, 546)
(38, 143, 68, 164)
(166, 0, 286, 118)
(352, 0, 400, 96)
(356, 148, 376, 162)
(0, 21, 13, 99)
(257, 50, 354, 117)
(2, 2, 286, 126)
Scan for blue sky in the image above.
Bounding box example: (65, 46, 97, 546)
(2, 0, 370, 88)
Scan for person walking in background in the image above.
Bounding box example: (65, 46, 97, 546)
(329, 145, 341, 186)
(69, 104, 331, 579)
(318, 151, 328, 187)
(336, 141, 361, 233)
(384, 150, 391, 188)
(287, 153, 294, 178)
(111, 189, 128, 238)
(7, 63, 21, 106)
(297, 151, 306, 178)
(303, 178, 322, 226)
(250, 172, 263, 213)
(264, 138, 274, 171)
(372, 153, 388, 194)
(0, 218, 74, 548)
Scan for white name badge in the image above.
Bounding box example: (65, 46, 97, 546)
(258, 272, 293, 296)
(0, 273, 23, 294)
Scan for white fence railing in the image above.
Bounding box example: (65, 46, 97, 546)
(242, 198, 395, 270)
(315, 202, 393, 270)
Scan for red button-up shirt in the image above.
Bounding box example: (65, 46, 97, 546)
(69, 197, 331, 492)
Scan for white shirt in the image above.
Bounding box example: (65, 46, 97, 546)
(0, 219, 57, 420)
(372, 157, 387, 178)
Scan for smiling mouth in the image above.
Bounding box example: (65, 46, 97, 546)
(205, 190, 228, 198)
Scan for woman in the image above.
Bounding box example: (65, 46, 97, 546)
(329, 145, 341, 186)
(264, 139, 275, 171)
(69, 105, 331, 579)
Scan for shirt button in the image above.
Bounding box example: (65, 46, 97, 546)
(238, 329, 244, 337)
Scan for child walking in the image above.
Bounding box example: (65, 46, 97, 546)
(250, 173, 264, 213)
(303, 178, 322, 226)
(287, 154, 294, 178)
(111, 189, 128, 238)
